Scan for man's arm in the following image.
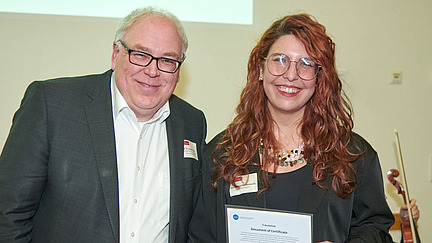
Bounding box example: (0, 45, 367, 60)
(0, 82, 49, 241)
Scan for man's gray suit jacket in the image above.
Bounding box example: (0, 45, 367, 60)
(0, 70, 207, 243)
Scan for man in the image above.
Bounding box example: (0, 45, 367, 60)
(0, 7, 206, 243)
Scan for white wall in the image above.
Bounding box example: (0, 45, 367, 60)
(1, 0, 431, 241)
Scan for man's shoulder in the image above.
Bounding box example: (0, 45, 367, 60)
(169, 94, 203, 114)
(24, 70, 112, 103)
(39, 70, 112, 87)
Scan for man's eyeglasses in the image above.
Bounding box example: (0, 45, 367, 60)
(119, 40, 183, 73)
(264, 53, 321, 80)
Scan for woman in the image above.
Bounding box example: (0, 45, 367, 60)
(189, 14, 394, 243)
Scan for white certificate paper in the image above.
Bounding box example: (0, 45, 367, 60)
(226, 205, 312, 243)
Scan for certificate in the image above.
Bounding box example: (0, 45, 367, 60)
(226, 205, 312, 243)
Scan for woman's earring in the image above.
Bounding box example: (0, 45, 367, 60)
(259, 75, 263, 81)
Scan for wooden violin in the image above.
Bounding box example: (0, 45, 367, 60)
(387, 169, 416, 243)
(387, 130, 420, 243)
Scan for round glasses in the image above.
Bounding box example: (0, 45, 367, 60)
(119, 40, 183, 73)
(264, 53, 321, 80)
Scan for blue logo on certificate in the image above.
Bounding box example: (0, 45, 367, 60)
(233, 214, 239, 220)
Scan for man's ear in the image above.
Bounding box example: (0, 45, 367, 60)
(111, 41, 120, 70)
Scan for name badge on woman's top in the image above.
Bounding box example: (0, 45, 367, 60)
(229, 173, 258, 197)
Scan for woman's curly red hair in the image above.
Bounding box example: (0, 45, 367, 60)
(213, 14, 359, 198)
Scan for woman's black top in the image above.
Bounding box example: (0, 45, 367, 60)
(265, 165, 307, 211)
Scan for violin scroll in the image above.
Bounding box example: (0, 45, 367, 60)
(387, 169, 406, 203)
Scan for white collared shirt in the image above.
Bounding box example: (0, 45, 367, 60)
(111, 74, 170, 243)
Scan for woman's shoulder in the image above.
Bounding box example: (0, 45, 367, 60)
(350, 132, 376, 155)
(349, 132, 381, 173)
(205, 130, 226, 152)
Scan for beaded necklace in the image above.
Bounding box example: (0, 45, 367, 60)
(259, 139, 305, 167)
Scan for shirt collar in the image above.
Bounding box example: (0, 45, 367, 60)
(111, 72, 170, 124)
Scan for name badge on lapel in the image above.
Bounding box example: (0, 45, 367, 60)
(230, 173, 258, 197)
(184, 139, 198, 161)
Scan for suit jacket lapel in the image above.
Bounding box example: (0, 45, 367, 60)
(84, 70, 119, 242)
(165, 98, 184, 241)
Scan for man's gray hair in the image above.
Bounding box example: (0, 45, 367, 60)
(115, 6, 188, 57)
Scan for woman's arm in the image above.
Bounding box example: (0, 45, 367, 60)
(347, 138, 395, 242)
